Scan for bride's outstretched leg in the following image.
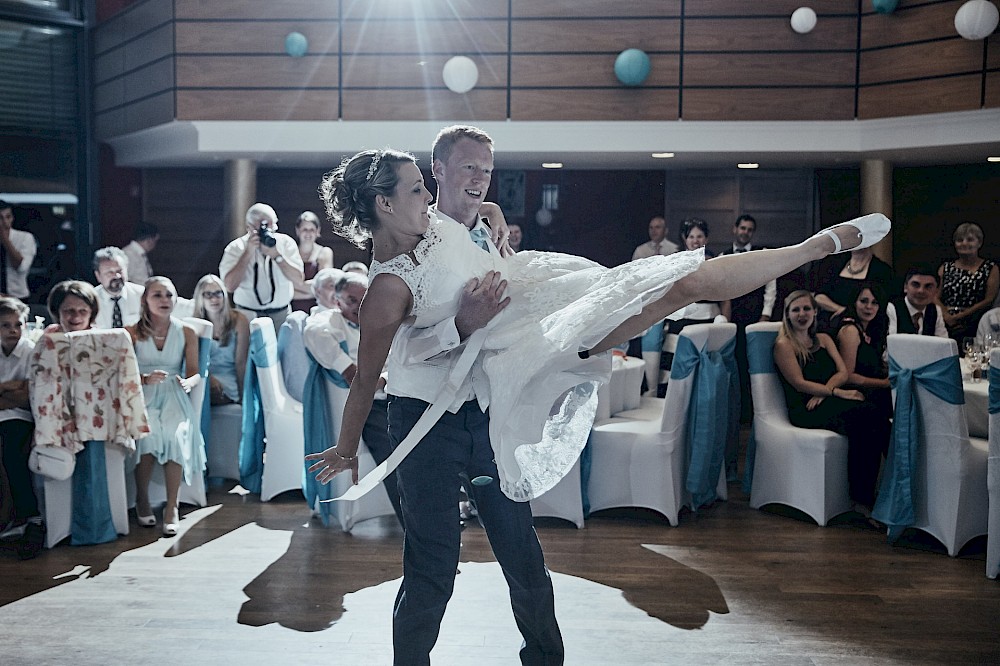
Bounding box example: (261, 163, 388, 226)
(588, 218, 886, 354)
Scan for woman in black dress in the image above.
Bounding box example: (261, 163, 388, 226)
(811, 244, 894, 333)
(835, 281, 891, 419)
(938, 221, 999, 343)
(774, 290, 890, 518)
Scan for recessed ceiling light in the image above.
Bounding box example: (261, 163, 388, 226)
(651, 152, 675, 159)
(737, 163, 759, 169)
(542, 162, 563, 169)
(988, 157, 1000, 163)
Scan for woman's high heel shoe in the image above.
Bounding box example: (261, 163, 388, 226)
(815, 213, 891, 254)
(136, 512, 156, 528)
(162, 507, 179, 537)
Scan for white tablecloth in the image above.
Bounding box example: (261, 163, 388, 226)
(964, 378, 989, 439)
(595, 356, 644, 421)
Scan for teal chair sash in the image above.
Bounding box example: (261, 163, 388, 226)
(670, 334, 738, 509)
(301, 344, 351, 526)
(641, 319, 666, 352)
(989, 365, 1000, 415)
(741, 328, 779, 492)
(70, 441, 117, 545)
(872, 354, 964, 541)
(196, 336, 212, 452)
(239, 327, 271, 494)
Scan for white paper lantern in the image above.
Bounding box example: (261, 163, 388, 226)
(954, 0, 999, 40)
(442, 56, 479, 94)
(535, 208, 553, 227)
(790, 7, 818, 34)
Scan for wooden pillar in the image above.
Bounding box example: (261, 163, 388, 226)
(861, 159, 892, 265)
(224, 159, 256, 239)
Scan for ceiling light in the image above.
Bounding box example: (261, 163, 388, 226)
(651, 152, 675, 159)
(988, 157, 1000, 162)
(542, 162, 563, 169)
(737, 163, 759, 169)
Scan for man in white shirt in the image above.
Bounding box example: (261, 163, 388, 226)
(0, 200, 37, 300)
(302, 272, 402, 523)
(92, 246, 144, 329)
(632, 215, 678, 260)
(886, 265, 948, 337)
(381, 125, 563, 664)
(220, 203, 304, 330)
(121, 222, 159, 285)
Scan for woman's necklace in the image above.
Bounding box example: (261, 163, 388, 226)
(845, 255, 871, 275)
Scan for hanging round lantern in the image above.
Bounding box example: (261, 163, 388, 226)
(790, 7, 818, 34)
(442, 56, 479, 93)
(871, 0, 899, 14)
(954, 0, 999, 40)
(284, 32, 308, 57)
(535, 208, 553, 227)
(614, 49, 651, 87)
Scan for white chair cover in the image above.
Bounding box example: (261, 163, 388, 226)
(251, 318, 306, 502)
(885, 334, 988, 556)
(988, 348, 1000, 578)
(43, 443, 129, 548)
(587, 323, 734, 526)
(745, 322, 852, 526)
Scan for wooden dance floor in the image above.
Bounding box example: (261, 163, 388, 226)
(0, 480, 997, 665)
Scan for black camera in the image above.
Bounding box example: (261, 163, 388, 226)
(257, 226, 277, 248)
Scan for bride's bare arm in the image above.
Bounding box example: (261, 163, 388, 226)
(306, 274, 412, 484)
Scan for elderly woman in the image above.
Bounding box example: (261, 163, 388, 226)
(938, 221, 999, 343)
(291, 211, 335, 313)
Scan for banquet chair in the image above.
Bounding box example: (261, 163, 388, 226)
(874, 334, 988, 556)
(143, 317, 211, 508)
(587, 323, 735, 526)
(988, 349, 1000, 578)
(530, 458, 584, 528)
(745, 322, 852, 526)
(196, 318, 242, 482)
(248, 318, 305, 502)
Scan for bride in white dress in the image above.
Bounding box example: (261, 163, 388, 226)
(307, 148, 890, 502)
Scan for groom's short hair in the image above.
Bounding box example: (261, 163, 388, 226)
(431, 125, 494, 165)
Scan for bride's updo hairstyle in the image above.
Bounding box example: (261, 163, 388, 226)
(319, 148, 416, 248)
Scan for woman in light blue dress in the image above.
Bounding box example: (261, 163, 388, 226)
(128, 276, 206, 537)
(192, 274, 249, 405)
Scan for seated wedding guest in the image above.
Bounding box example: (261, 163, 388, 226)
(291, 211, 335, 313)
(192, 275, 249, 406)
(665, 218, 731, 333)
(0, 297, 42, 558)
(774, 290, 890, 520)
(279, 268, 343, 403)
(127, 277, 205, 537)
(938, 222, 999, 342)
(341, 260, 369, 277)
(811, 237, 894, 332)
(122, 222, 159, 285)
(975, 306, 1000, 348)
(886, 265, 948, 337)
(508, 222, 524, 253)
(92, 246, 143, 329)
(835, 282, 891, 417)
(303, 272, 402, 523)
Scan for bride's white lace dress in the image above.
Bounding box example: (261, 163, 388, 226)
(371, 216, 704, 501)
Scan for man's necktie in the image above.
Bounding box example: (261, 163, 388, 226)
(736, 246, 748, 253)
(0, 244, 8, 294)
(469, 227, 490, 252)
(112, 297, 123, 328)
(912, 310, 923, 333)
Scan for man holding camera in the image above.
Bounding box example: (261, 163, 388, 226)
(220, 202, 303, 329)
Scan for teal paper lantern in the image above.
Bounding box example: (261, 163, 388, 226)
(872, 0, 899, 14)
(614, 48, 651, 87)
(285, 31, 308, 57)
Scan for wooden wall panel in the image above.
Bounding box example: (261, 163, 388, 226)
(683, 88, 855, 120)
(858, 74, 983, 118)
(175, 0, 338, 20)
(340, 19, 507, 54)
(685, 53, 855, 86)
(95, 23, 173, 83)
(177, 90, 340, 121)
(175, 22, 340, 54)
(511, 54, 679, 87)
(512, 0, 680, 18)
(860, 39, 985, 84)
(989, 43, 1000, 69)
(177, 56, 340, 88)
(95, 58, 173, 109)
(684, 17, 857, 51)
(342, 55, 506, 88)
(861, 1, 964, 49)
(512, 19, 680, 53)
(986, 72, 1000, 108)
(119, 91, 175, 135)
(686, 0, 848, 16)
(343, 0, 506, 19)
(341, 89, 507, 121)
(511, 89, 679, 121)
(93, 0, 173, 54)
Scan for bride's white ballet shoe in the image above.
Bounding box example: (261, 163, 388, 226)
(815, 213, 891, 254)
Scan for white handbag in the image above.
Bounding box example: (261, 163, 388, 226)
(28, 445, 76, 481)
